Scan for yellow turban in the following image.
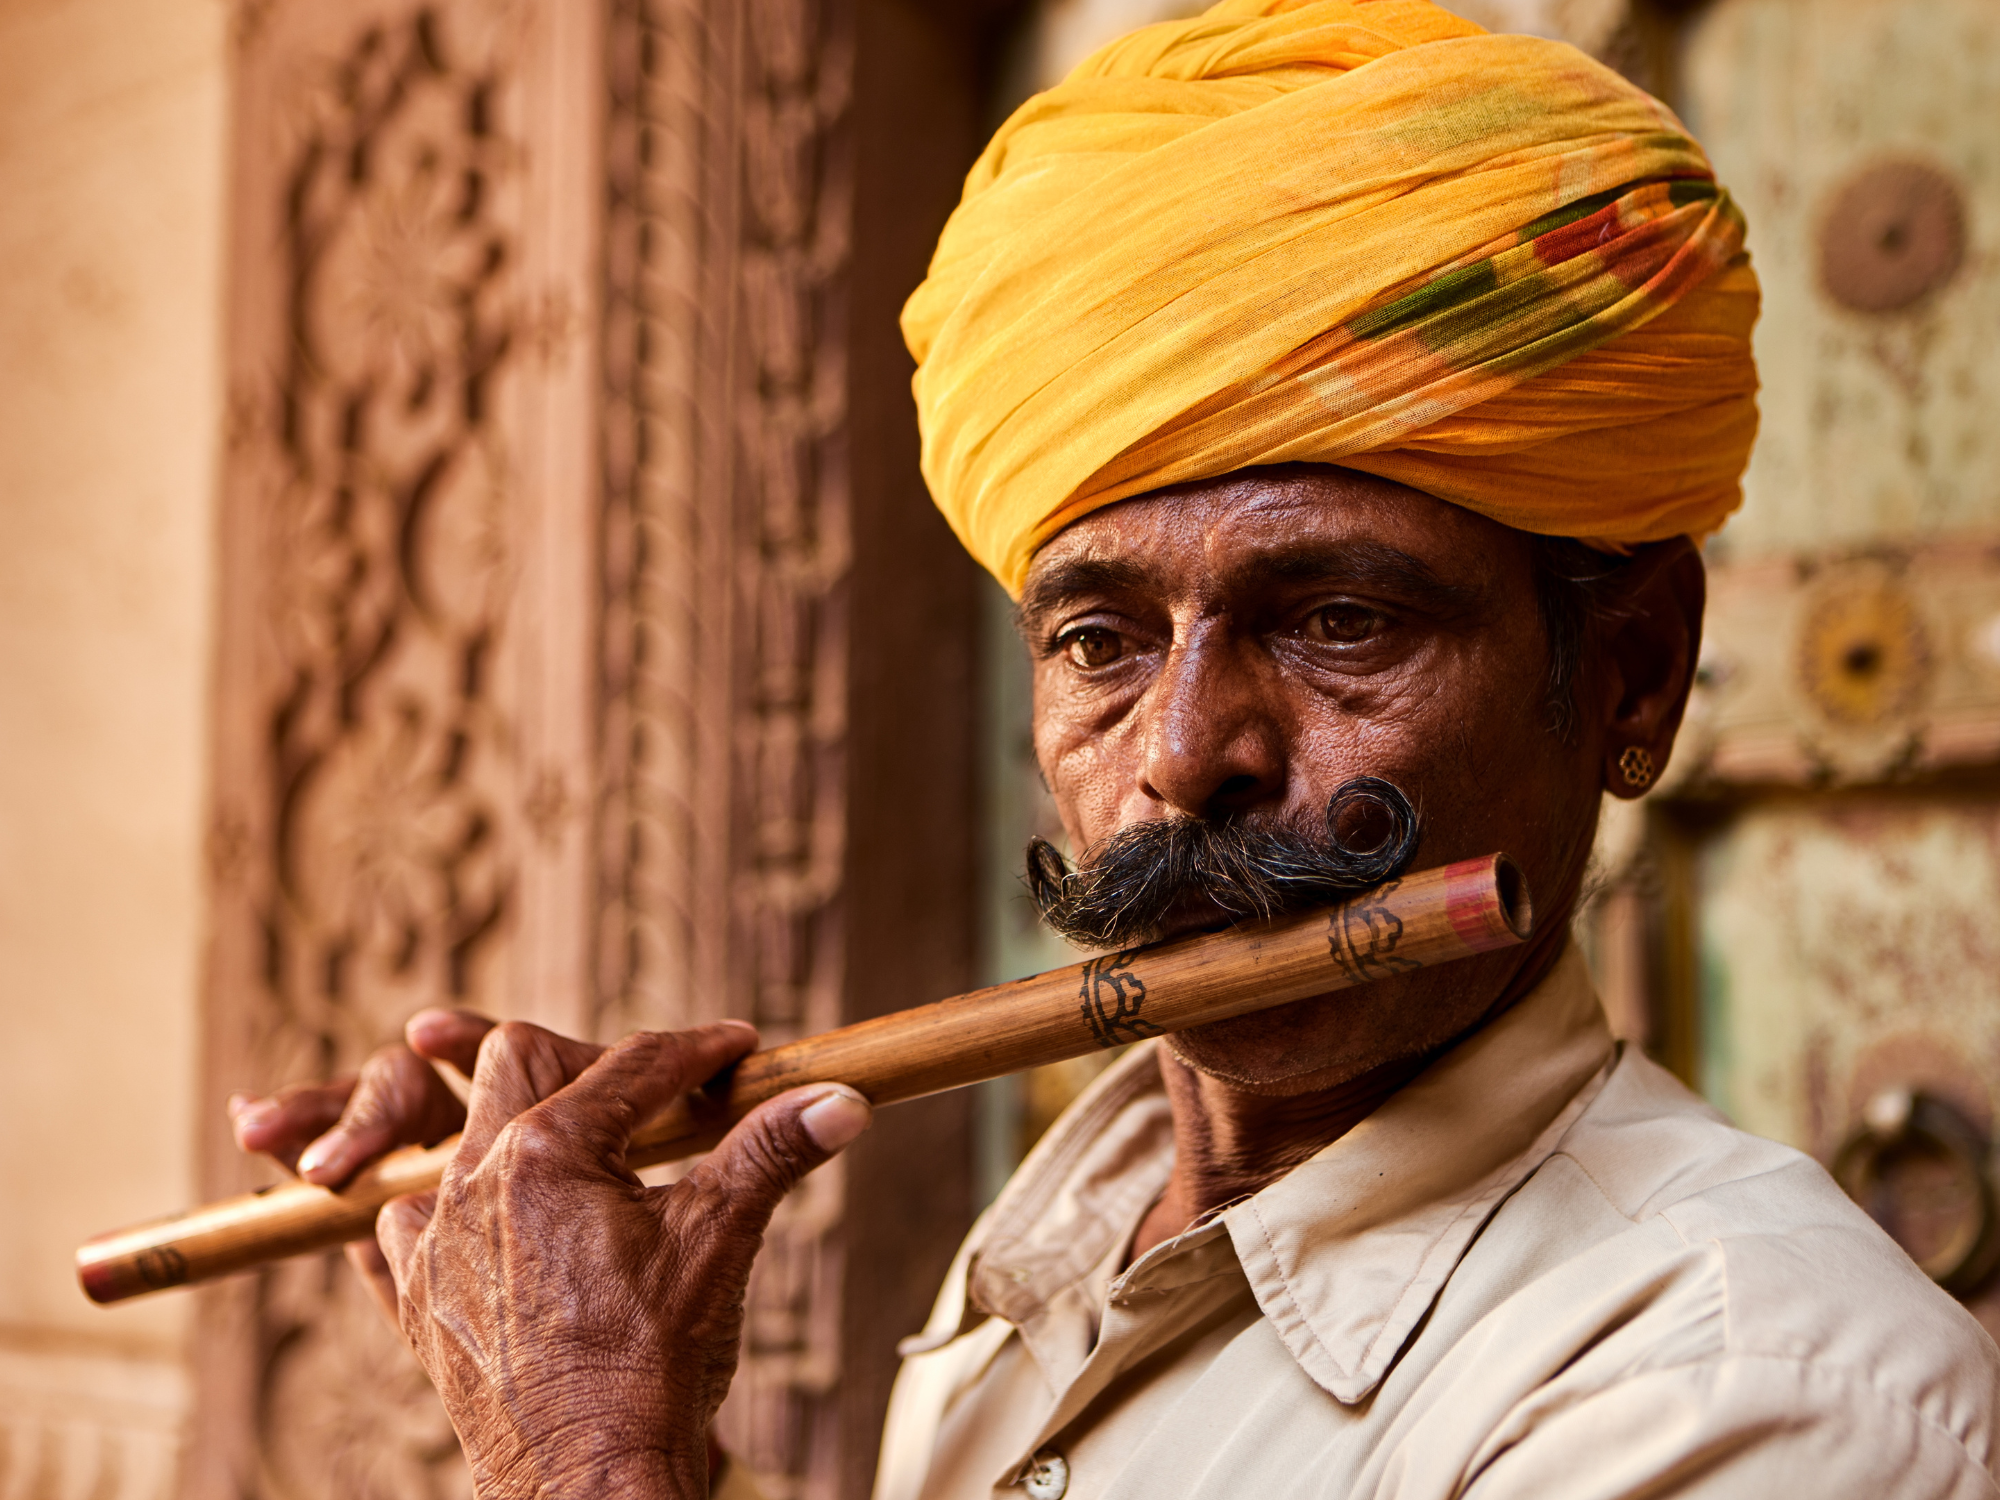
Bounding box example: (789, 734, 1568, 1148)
(902, 0, 1759, 595)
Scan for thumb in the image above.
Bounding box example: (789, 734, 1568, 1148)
(375, 1188, 438, 1304)
(680, 1085, 872, 1234)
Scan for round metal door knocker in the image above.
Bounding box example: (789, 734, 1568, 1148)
(1833, 1088, 2000, 1295)
(1817, 157, 1968, 314)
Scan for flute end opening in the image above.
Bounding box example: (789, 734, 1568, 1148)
(75, 1235, 190, 1305)
(1494, 855, 1533, 941)
(76, 1254, 128, 1306)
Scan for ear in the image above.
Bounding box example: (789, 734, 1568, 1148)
(1593, 540, 1705, 800)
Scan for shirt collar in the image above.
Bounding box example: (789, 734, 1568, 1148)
(953, 943, 1614, 1403)
(963, 1047, 1175, 1335)
(1218, 942, 1613, 1402)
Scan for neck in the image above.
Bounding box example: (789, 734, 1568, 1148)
(1126, 1049, 1419, 1261)
(1126, 914, 1573, 1263)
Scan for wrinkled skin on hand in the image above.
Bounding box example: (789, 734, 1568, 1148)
(231, 1012, 871, 1498)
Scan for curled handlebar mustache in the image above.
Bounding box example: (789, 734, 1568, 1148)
(1024, 776, 1421, 950)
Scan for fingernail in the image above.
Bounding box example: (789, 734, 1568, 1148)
(718, 1019, 758, 1040)
(231, 1100, 277, 1135)
(800, 1089, 871, 1152)
(296, 1136, 343, 1182)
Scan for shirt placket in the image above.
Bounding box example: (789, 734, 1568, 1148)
(995, 1223, 1243, 1495)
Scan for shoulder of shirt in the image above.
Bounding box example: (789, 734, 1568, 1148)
(1532, 1042, 2000, 1467)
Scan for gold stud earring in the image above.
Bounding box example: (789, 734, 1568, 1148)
(1618, 745, 1654, 790)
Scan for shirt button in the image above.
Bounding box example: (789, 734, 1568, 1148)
(1022, 1449, 1069, 1500)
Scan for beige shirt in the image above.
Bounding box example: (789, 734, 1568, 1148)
(871, 946, 2000, 1500)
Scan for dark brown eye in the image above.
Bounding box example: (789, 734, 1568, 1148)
(1063, 628, 1124, 669)
(1307, 604, 1381, 644)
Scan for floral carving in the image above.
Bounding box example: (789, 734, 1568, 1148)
(209, 0, 863, 1495)
(212, 5, 528, 1495)
(256, 7, 520, 1071)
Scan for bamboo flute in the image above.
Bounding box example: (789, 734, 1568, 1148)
(78, 852, 1530, 1305)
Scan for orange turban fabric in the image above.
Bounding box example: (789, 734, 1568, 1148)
(902, 0, 1759, 595)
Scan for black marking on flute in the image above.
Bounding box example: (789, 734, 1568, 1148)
(1328, 879, 1422, 983)
(1078, 951, 1165, 1048)
(135, 1245, 190, 1290)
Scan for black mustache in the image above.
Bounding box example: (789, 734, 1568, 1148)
(1024, 776, 1420, 950)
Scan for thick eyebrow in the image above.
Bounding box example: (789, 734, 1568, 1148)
(1015, 557, 1155, 635)
(1240, 540, 1483, 617)
(1016, 540, 1483, 634)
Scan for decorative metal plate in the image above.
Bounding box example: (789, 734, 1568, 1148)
(1818, 157, 1967, 314)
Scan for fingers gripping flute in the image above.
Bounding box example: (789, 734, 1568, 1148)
(79, 853, 1531, 1305)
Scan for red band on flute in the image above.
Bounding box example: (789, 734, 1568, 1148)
(1443, 856, 1505, 951)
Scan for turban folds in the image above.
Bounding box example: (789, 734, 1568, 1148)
(902, 0, 1759, 595)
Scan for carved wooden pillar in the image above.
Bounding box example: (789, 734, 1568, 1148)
(600, 4, 987, 1491)
(193, 3, 603, 1494)
(602, 1, 860, 1489)
(194, 1, 983, 1495)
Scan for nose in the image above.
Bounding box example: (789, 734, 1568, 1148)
(1133, 624, 1286, 821)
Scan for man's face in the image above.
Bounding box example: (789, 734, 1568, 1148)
(1018, 466, 1644, 1095)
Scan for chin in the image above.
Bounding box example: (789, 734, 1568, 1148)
(1163, 965, 1494, 1096)
(1165, 999, 1401, 1096)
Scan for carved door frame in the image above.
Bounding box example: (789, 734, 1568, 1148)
(191, 1, 986, 1495)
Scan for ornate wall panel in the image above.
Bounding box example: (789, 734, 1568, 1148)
(1665, 538, 2000, 789)
(1668, 0, 2000, 1158)
(196, 1, 603, 1494)
(197, 0, 976, 1496)
(1572, 0, 2000, 1336)
(601, 2, 859, 1495)
(1685, 0, 2000, 561)
(597, 0, 853, 1047)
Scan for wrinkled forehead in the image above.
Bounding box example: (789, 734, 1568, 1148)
(1017, 466, 1535, 617)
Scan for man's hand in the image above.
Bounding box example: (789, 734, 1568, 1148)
(227, 1007, 498, 1313)
(229, 1013, 871, 1498)
(376, 1019, 870, 1497)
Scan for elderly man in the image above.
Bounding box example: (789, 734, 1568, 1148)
(231, 2, 2000, 1496)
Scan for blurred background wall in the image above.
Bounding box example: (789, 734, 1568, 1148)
(0, 0, 225, 1491)
(5, 0, 1999, 1497)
